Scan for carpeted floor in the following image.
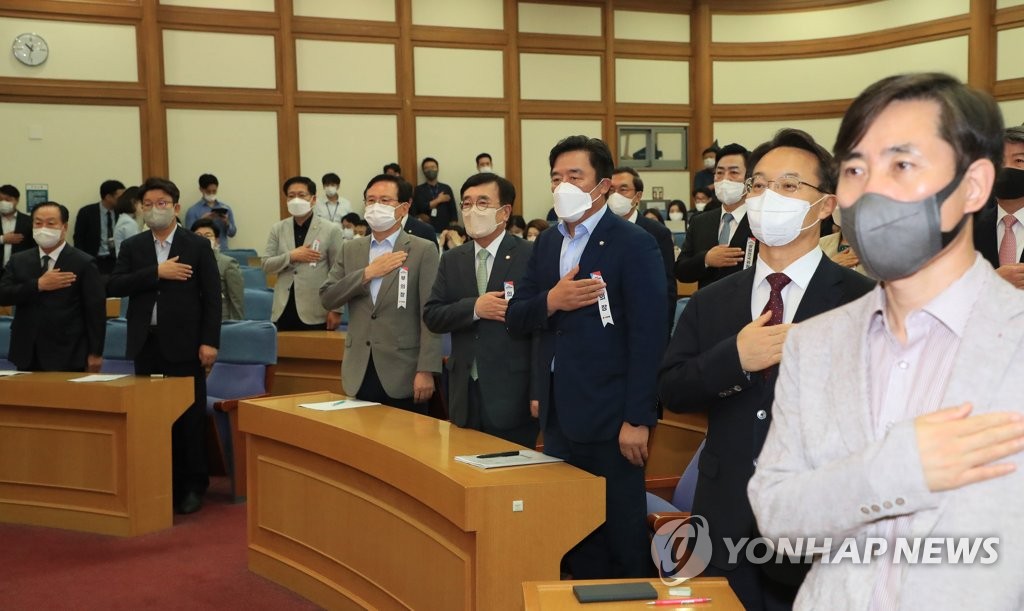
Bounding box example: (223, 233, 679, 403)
(0, 477, 320, 611)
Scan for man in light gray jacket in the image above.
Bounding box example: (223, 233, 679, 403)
(749, 73, 1024, 610)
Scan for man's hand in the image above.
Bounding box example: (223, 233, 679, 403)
(326, 310, 341, 331)
(915, 403, 1024, 492)
(199, 344, 218, 368)
(363, 251, 407, 283)
(736, 311, 793, 372)
(705, 245, 745, 268)
(158, 256, 192, 281)
(475, 291, 508, 322)
(995, 263, 1024, 289)
(832, 249, 860, 269)
(289, 245, 321, 263)
(87, 354, 103, 373)
(413, 371, 435, 403)
(530, 400, 539, 419)
(431, 192, 451, 208)
(202, 211, 216, 220)
(546, 265, 605, 315)
(38, 269, 76, 291)
(619, 422, 650, 467)
(2, 231, 24, 244)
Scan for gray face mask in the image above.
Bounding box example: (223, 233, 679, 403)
(841, 173, 964, 281)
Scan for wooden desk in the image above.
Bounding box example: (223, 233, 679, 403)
(646, 411, 707, 500)
(0, 372, 193, 536)
(272, 330, 345, 395)
(241, 393, 605, 611)
(677, 280, 698, 298)
(523, 577, 743, 610)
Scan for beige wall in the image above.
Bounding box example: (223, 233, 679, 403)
(415, 116, 506, 217)
(713, 119, 843, 154)
(614, 10, 688, 42)
(518, 3, 601, 35)
(160, 0, 274, 10)
(520, 53, 602, 101)
(296, 40, 396, 94)
(163, 30, 276, 89)
(520, 120, 603, 221)
(414, 48, 504, 98)
(293, 0, 394, 21)
(412, 0, 503, 29)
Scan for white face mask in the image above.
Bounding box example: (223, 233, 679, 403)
(714, 179, 746, 206)
(207, 237, 219, 251)
(668, 211, 684, 221)
(478, 166, 492, 173)
(144, 207, 176, 230)
(703, 158, 716, 169)
(341, 227, 355, 239)
(203, 193, 217, 203)
(464, 206, 503, 239)
(287, 197, 312, 217)
(694, 201, 708, 212)
(746, 189, 823, 247)
(0, 200, 14, 215)
(324, 186, 339, 197)
(553, 181, 600, 223)
(33, 227, 62, 249)
(606, 192, 635, 216)
(832, 207, 842, 227)
(364, 203, 398, 232)
(527, 235, 537, 242)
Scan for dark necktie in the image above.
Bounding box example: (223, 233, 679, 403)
(760, 272, 791, 379)
(41, 254, 51, 273)
(106, 210, 114, 239)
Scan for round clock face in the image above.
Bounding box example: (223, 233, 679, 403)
(12, 33, 48, 67)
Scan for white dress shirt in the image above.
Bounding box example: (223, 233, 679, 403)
(719, 203, 747, 245)
(749, 246, 822, 323)
(151, 229, 176, 325)
(313, 198, 353, 224)
(368, 230, 399, 304)
(1, 213, 15, 266)
(995, 205, 1024, 263)
(39, 241, 67, 272)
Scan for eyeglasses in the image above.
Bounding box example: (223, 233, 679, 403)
(364, 197, 400, 206)
(141, 200, 174, 209)
(460, 198, 503, 212)
(744, 176, 824, 196)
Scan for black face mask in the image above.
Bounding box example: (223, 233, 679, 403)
(994, 167, 1024, 200)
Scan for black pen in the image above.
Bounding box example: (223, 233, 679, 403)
(477, 451, 520, 459)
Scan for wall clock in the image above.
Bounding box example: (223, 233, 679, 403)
(12, 33, 48, 67)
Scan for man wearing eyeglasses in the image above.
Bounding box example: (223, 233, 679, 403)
(423, 173, 538, 447)
(108, 177, 222, 516)
(320, 174, 442, 413)
(658, 129, 874, 610)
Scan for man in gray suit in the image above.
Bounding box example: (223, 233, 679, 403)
(264, 176, 344, 330)
(749, 73, 1024, 609)
(320, 174, 442, 413)
(424, 173, 538, 448)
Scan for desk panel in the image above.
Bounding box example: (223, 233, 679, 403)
(273, 331, 345, 395)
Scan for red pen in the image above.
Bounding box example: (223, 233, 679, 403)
(646, 597, 712, 606)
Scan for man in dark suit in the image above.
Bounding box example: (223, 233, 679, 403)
(675, 144, 757, 289)
(412, 157, 457, 232)
(608, 166, 677, 329)
(74, 179, 125, 275)
(107, 177, 221, 515)
(658, 130, 875, 611)
(424, 173, 538, 448)
(507, 136, 667, 578)
(0, 184, 37, 280)
(974, 125, 1024, 287)
(0, 202, 105, 371)
(402, 209, 439, 246)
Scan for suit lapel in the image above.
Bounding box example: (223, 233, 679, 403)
(167, 227, 186, 259)
(793, 257, 844, 322)
(575, 211, 615, 278)
(728, 267, 757, 326)
(486, 234, 516, 292)
(304, 216, 320, 247)
(459, 242, 478, 296)
(374, 231, 412, 311)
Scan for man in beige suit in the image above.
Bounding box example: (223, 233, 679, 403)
(749, 73, 1024, 609)
(320, 174, 441, 413)
(263, 176, 344, 331)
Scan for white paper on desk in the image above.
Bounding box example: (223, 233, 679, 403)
(299, 399, 381, 411)
(454, 449, 564, 469)
(0, 370, 29, 377)
(69, 374, 130, 383)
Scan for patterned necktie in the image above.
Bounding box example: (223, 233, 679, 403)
(760, 272, 792, 326)
(41, 254, 51, 273)
(471, 249, 491, 380)
(999, 215, 1018, 266)
(718, 212, 734, 246)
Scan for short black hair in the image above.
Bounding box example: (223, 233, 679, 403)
(715, 144, 751, 176)
(139, 177, 180, 203)
(459, 173, 516, 206)
(283, 176, 317, 196)
(667, 200, 685, 213)
(612, 166, 644, 193)
(114, 186, 140, 216)
(1005, 126, 1024, 147)
(355, 219, 369, 228)
(383, 162, 401, 175)
(33, 201, 69, 224)
(506, 214, 526, 231)
(748, 128, 837, 194)
(549, 135, 614, 181)
(644, 208, 665, 224)
(364, 174, 413, 203)
(100, 180, 125, 199)
(190, 217, 220, 237)
(421, 157, 439, 169)
(476, 152, 492, 165)
(341, 212, 360, 224)
(0, 184, 20, 200)
(702, 142, 721, 156)
(692, 186, 714, 198)
(835, 72, 1003, 176)
(198, 173, 219, 190)
(322, 172, 340, 185)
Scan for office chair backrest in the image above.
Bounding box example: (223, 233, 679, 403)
(243, 288, 274, 321)
(0, 316, 13, 368)
(101, 318, 135, 374)
(240, 266, 267, 290)
(671, 438, 705, 513)
(220, 248, 258, 266)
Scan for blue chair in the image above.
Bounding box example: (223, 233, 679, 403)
(672, 298, 690, 336)
(119, 297, 130, 319)
(243, 288, 274, 321)
(240, 266, 267, 289)
(207, 320, 277, 501)
(101, 318, 135, 374)
(220, 248, 258, 266)
(673, 232, 686, 248)
(0, 316, 14, 370)
(647, 439, 706, 577)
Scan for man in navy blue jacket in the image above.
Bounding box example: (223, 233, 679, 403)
(507, 135, 668, 578)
